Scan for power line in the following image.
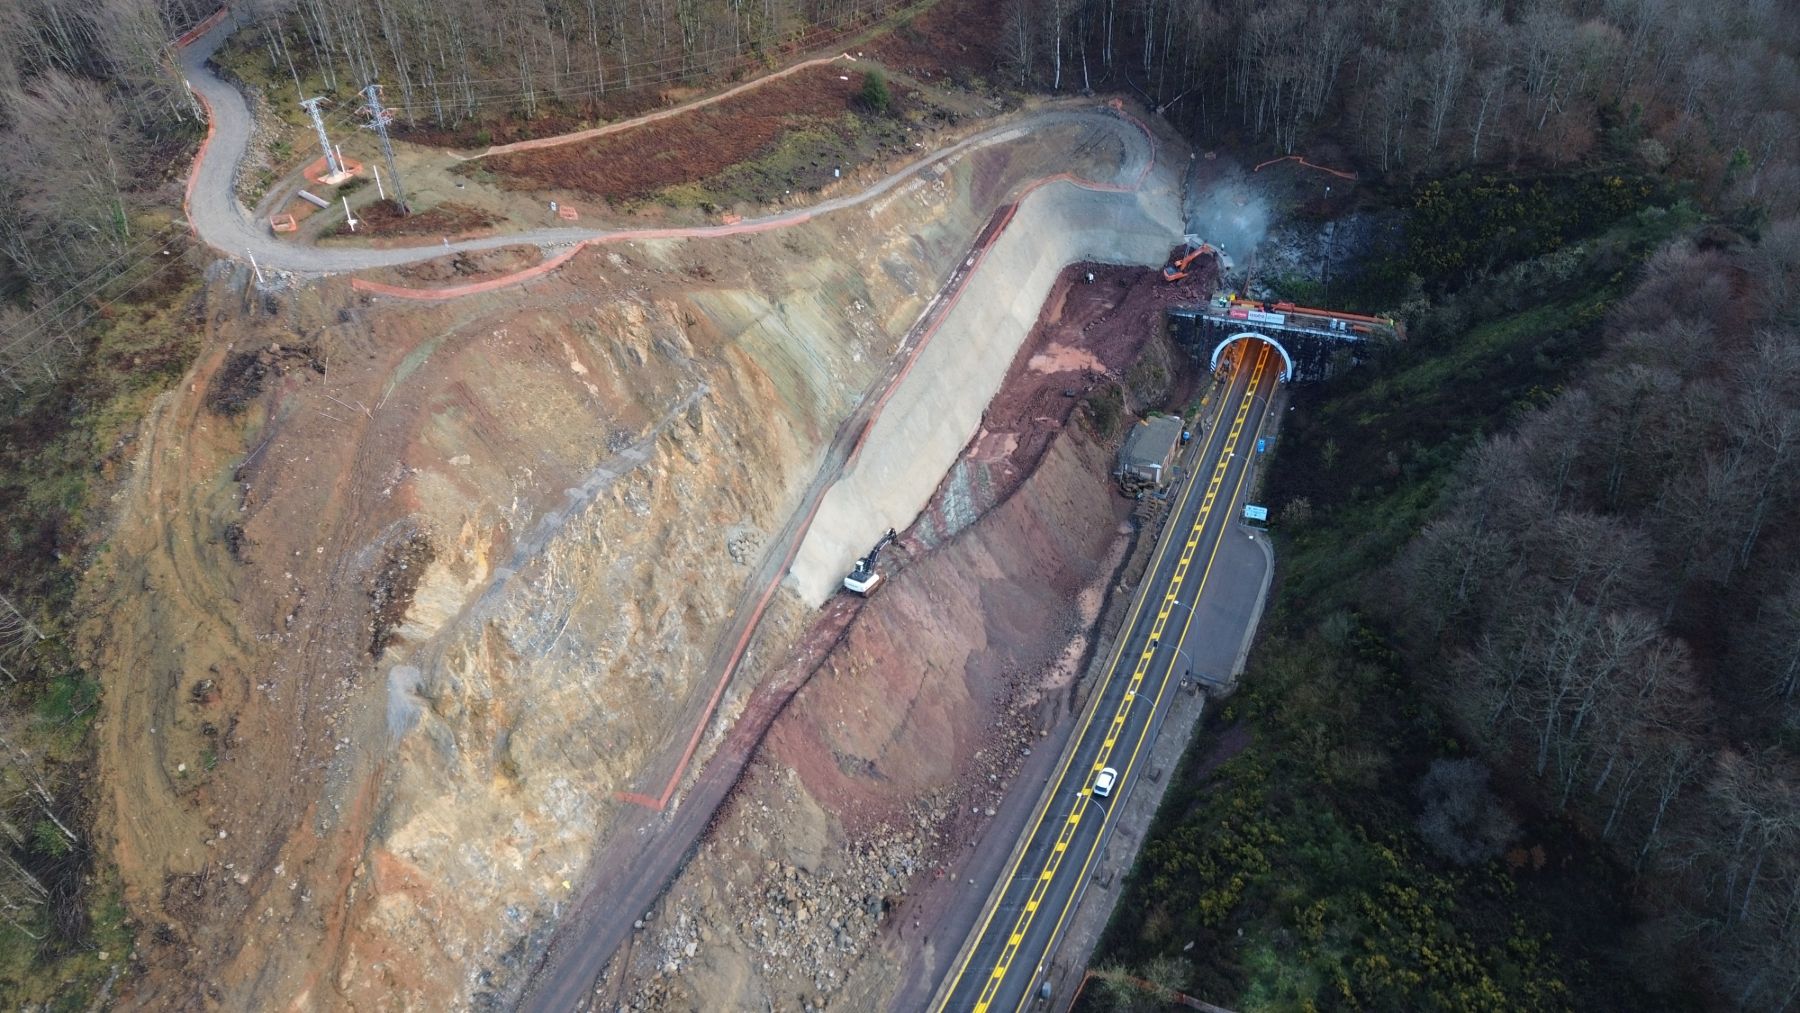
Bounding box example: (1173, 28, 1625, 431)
(284, 0, 927, 124)
(3, 225, 187, 337)
(0, 228, 189, 360)
(357, 0, 917, 94)
(0, 251, 198, 388)
(8, 1, 928, 380)
(361, 83, 409, 214)
(2, 242, 194, 357)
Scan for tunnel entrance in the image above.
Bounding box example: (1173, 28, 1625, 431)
(1209, 332, 1294, 382)
(1168, 298, 1401, 382)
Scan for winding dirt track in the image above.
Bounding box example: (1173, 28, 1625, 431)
(177, 12, 1152, 286)
(173, 13, 1169, 1009)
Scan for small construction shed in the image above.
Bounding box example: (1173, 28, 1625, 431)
(1117, 414, 1184, 493)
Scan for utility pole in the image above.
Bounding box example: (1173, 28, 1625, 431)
(361, 83, 408, 214)
(299, 97, 344, 177)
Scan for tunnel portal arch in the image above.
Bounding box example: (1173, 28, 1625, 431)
(1209, 331, 1294, 383)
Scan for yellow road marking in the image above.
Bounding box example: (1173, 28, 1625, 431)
(950, 346, 1273, 1012)
(1004, 349, 1274, 1013)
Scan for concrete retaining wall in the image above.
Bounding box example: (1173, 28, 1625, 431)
(788, 177, 1183, 605)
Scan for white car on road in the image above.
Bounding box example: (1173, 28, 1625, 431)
(1092, 766, 1119, 798)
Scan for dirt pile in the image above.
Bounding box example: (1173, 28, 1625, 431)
(332, 199, 500, 238)
(87, 110, 1181, 1010)
(389, 244, 544, 284)
(611, 262, 1194, 1012)
(630, 786, 952, 1009)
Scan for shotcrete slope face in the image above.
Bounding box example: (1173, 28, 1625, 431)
(92, 111, 1179, 1009)
(788, 175, 1183, 605)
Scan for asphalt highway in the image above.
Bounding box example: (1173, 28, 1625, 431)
(935, 341, 1279, 1013)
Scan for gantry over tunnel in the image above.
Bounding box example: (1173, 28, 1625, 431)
(1168, 295, 1402, 382)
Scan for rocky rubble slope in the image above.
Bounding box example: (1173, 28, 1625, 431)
(616, 422, 1141, 1012)
(85, 112, 1180, 1009)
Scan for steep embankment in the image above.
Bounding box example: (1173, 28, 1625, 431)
(613, 262, 1201, 1012)
(87, 110, 1182, 1008)
(626, 401, 1134, 1013)
(788, 180, 1182, 604)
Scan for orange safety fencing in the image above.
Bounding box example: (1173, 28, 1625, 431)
(1251, 154, 1357, 181)
(181, 91, 217, 243)
(241, 97, 1163, 817)
(1223, 294, 1393, 327)
(172, 6, 229, 49)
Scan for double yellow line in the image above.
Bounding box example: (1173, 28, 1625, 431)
(941, 344, 1272, 1012)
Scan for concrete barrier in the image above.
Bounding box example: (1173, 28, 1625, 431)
(787, 173, 1184, 605)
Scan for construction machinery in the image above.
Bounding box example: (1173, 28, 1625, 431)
(843, 528, 899, 596)
(1162, 238, 1232, 282)
(1215, 294, 1400, 337)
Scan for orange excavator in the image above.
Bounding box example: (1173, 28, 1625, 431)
(1162, 240, 1231, 282)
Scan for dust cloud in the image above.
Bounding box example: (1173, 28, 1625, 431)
(1187, 166, 1269, 271)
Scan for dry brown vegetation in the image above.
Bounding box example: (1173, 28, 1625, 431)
(4, 0, 1800, 1007)
(482, 67, 868, 203)
(333, 198, 497, 237)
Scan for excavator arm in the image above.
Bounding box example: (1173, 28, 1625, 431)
(1162, 242, 1222, 282)
(843, 528, 899, 596)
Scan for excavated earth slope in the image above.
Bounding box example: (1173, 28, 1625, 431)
(88, 111, 1182, 1008)
(787, 150, 1183, 604)
(613, 263, 1199, 1013)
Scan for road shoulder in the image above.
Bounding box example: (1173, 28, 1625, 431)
(1035, 524, 1272, 1009)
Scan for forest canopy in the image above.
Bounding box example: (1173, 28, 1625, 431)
(1387, 228, 1800, 1008)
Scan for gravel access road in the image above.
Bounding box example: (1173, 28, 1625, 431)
(178, 13, 1153, 279)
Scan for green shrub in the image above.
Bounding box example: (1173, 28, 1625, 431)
(858, 69, 891, 114)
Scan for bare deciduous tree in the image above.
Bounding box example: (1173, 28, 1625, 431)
(0, 595, 48, 682)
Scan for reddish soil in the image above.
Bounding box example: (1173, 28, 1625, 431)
(393, 2, 925, 149)
(607, 262, 1224, 1008)
(387, 244, 544, 285)
(758, 261, 1219, 830)
(335, 199, 498, 238)
(922, 259, 1220, 532)
(864, 0, 1008, 83)
(481, 67, 872, 203)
